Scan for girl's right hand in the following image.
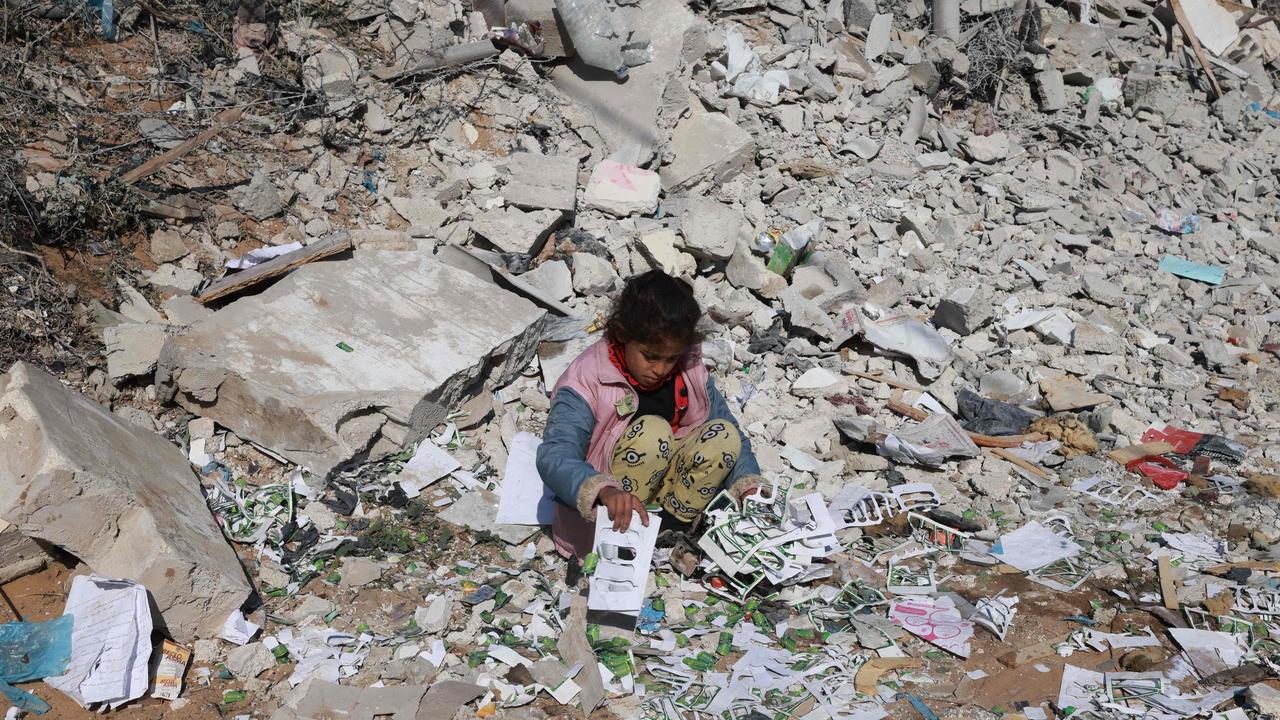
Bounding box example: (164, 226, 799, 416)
(598, 487, 650, 532)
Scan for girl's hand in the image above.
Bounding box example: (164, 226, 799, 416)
(598, 487, 650, 532)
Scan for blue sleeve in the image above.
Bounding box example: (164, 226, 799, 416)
(705, 376, 761, 488)
(536, 388, 600, 508)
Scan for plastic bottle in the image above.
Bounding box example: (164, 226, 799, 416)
(554, 0, 628, 79)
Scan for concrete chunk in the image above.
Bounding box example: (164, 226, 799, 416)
(583, 160, 660, 216)
(678, 197, 750, 260)
(932, 287, 994, 336)
(505, 153, 579, 212)
(0, 362, 251, 642)
(661, 112, 756, 191)
(103, 322, 169, 380)
(157, 251, 546, 477)
(471, 206, 566, 254)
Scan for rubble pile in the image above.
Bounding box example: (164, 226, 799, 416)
(1, 0, 1280, 716)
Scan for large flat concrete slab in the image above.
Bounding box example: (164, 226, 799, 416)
(0, 362, 251, 642)
(157, 250, 546, 477)
(549, 0, 693, 153)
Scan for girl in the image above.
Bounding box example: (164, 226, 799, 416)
(537, 269, 763, 560)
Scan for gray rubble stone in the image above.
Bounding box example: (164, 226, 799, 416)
(679, 197, 750, 260)
(864, 13, 892, 61)
(0, 362, 251, 642)
(149, 263, 204, 294)
(932, 287, 993, 336)
(103, 323, 168, 380)
(230, 168, 285, 221)
(1035, 69, 1068, 111)
(962, 132, 1010, 163)
(843, 0, 876, 29)
(571, 252, 619, 295)
(118, 281, 164, 324)
(583, 160, 661, 217)
(472, 207, 566, 255)
(1247, 682, 1280, 716)
(505, 153, 579, 212)
(226, 642, 277, 679)
(521, 260, 573, 301)
(726, 240, 767, 291)
(157, 251, 546, 477)
(661, 112, 756, 191)
(150, 228, 189, 263)
(1080, 272, 1125, 307)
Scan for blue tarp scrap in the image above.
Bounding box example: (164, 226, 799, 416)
(0, 614, 74, 714)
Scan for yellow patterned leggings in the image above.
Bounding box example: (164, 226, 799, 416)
(610, 415, 741, 523)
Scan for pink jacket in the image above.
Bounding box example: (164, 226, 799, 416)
(548, 340, 711, 558)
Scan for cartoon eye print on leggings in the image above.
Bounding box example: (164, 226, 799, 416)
(618, 448, 646, 467)
(700, 422, 727, 443)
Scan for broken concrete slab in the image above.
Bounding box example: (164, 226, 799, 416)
(226, 641, 277, 679)
(583, 160, 660, 216)
(149, 263, 205, 295)
(678, 197, 750, 260)
(231, 167, 285, 221)
(103, 322, 168, 380)
(471, 206, 566, 255)
(149, 228, 189, 263)
(549, 0, 693, 153)
(0, 520, 51, 585)
(521, 259, 573, 301)
(505, 153, 579, 212)
(157, 251, 546, 477)
(118, 281, 164, 324)
(661, 111, 756, 191)
(0, 362, 251, 642)
(388, 196, 449, 232)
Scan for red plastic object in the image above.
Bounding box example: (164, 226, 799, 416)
(1126, 455, 1187, 490)
(1141, 426, 1203, 455)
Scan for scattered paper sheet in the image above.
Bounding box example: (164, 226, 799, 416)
(396, 439, 461, 495)
(1058, 664, 1104, 711)
(220, 609, 261, 645)
(878, 413, 979, 467)
(227, 241, 304, 270)
(889, 596, 973, 658)
(588, 507, 660, 618)
(860, 314, 954, 379)
(992, 521, 1081, 572)
(495, 432, 555, 525)
(46, 576, 153, 709)
(1168, 628, 1248, 676)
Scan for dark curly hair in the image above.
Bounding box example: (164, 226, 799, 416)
(605, 270, 703, 348)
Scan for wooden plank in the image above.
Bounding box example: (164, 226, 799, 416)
(196, 233, 352, 305)
(989, 447, 1053, 480)
(120, 106, 245, 186)
(1158, 556, 1180, 610)
(1169, 0, 1225, 99)
(849, 369, 926, 392)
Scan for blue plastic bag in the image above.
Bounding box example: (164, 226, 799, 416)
(0, 614, 74, 714)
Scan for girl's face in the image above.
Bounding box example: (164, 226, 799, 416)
(623, 337, 687, 387)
